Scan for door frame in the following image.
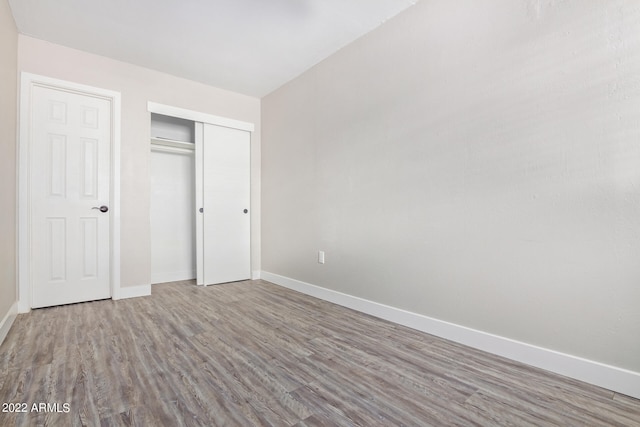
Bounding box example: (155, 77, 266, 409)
(17, 73, 122, 312)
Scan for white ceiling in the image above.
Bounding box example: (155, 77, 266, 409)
(8, 0, 418, 97)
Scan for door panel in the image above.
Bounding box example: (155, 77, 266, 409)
(31, 85, 111, 308)
(196, 123, 251, 285)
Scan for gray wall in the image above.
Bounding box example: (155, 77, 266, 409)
(0, 0, 18, 321)
(262, 0, 640, 372)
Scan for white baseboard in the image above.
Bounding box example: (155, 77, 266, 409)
(114, 284, 151, 300)
(261, 271, 640, 399)
(0, 302, 18, 346)
(151, 270, 196, 285)
(18, 299, 29, 314)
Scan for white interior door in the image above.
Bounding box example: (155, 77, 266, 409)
(30, 85, 112, 308)
(196, 123, 251, 285)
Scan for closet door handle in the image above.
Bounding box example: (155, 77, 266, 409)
(92, 205, 109, 213)
(243, 209, 248, 214)
(199, 208, 204, 213)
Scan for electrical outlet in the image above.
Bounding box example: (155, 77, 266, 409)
(318, 251, 325, 264)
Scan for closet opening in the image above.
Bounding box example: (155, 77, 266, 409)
(148, 103, 254, 287)
(150, 113, 196, 284)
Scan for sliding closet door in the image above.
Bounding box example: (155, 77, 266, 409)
(196, 123, 251, 285)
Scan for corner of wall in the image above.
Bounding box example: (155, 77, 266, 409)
(0, 0, 19, 332)
(0, 302, 18, 346)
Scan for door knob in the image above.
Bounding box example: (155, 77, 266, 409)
(92, 205, 109, 213)
(243, 209, 248, 214)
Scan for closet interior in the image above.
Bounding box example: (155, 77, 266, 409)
(150, 113, 196, 284)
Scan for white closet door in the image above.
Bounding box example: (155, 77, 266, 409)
(196, 123, 251, 285)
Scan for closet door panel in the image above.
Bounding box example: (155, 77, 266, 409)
(200, 123, 251, 285)
(195, 123, 204, 285)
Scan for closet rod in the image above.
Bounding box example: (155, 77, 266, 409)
(150, 137, 195, 155)
(150, 145, 194, 155)
(151, 137, 195, 148)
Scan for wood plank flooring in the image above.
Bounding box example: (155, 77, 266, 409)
(0, 279, 639, 426)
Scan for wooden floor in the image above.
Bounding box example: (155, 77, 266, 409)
(0, 280, 638, 426)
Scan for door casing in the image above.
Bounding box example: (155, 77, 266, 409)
(18, 73, 122, 312)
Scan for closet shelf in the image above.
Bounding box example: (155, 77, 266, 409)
(150, 136, 195, 150)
